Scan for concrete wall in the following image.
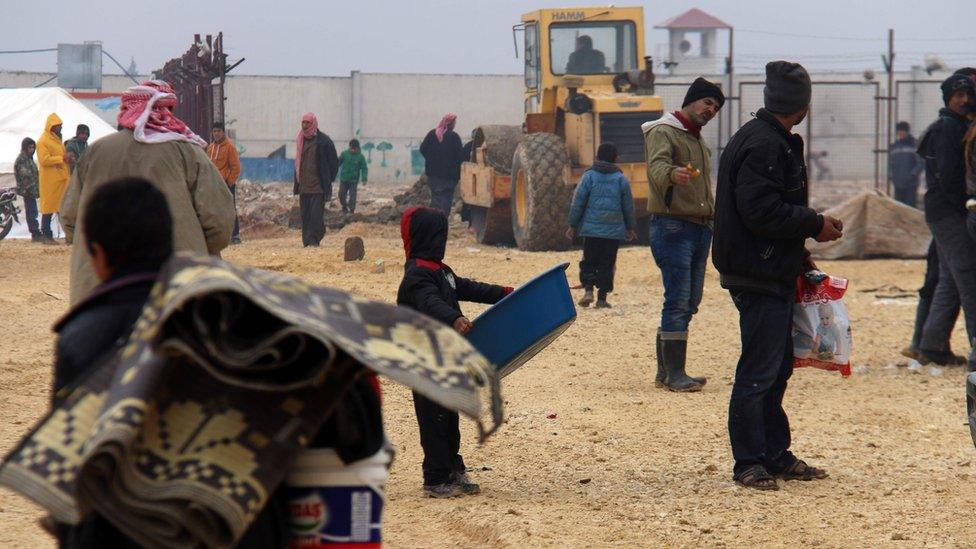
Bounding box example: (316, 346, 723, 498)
(0, 68, 951, 187)
(226, 72, 525, 184)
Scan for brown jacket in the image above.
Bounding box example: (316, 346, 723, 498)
(206, 138, 241, 186)
(61, 129, 235, 304)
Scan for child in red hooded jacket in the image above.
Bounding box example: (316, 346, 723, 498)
(395, 207, 512, 498)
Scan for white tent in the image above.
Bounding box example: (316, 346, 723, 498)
(0, 88, 116, 238)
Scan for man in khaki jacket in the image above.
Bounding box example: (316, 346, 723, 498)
(642, 77, 724, 392)
(61, 81, 235, 304)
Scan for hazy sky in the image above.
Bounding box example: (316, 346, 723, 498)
(2, 0, 973, 77)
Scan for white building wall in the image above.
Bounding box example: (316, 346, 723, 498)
(0, 69, 950, 184)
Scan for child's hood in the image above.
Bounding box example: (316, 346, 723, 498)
(400, 206, 448, 264)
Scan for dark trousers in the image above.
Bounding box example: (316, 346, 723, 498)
(412, 391, 464, 485)
(41, 213, 54, 238)
(912, 240, 958, 352)
(728, 290, 796, 477)
(230, 185, 240, 240)
(23, 197, 39, 236)
(299, 193, 325, 247)
(428, 175, 457, 215)
(339, 181, 359, 213)
(924, 214, 976, 370)
(893, 184, 919, 209)
(579, 237, 619, 296)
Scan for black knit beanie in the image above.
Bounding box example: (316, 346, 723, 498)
(764, 61, 811, 115)
(682, 77, 725, 109)
(941, 73, 975, 105)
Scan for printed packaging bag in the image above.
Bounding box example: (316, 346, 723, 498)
(792, 271, 853, 376)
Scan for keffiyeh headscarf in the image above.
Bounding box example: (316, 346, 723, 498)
(295, 112, 319, 177)
(117, 80, 207, 147)
(435, 113, 457, 143)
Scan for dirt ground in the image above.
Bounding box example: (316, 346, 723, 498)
(1, 223, 975, 548)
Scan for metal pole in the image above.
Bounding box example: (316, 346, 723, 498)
(874, 82, 880, 189)
(885, 28, 894, 195)
(727, 27, 734, 146)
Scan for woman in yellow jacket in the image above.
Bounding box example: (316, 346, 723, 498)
(37, 113, 69, 240)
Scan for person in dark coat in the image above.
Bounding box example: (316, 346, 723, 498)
(51, 177, 293, 547)
(916, 74, 976, 370)
(293, 112, 339, 247)
(713, 61, 843, 491)
(420, 114, 465, 215)
(53, 177, 386, 548)
(889, 121, 925, 208)
(396, 207, 512, 498)
(566, 142, 637, 308)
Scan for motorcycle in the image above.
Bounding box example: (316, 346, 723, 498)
(0, 188, 21, 241)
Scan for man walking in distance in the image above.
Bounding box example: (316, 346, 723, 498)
(642, 77, 724, 392)
(294, 112, 339, 247)
(713, 61, 843, 490)
(420, 114, 465, 215)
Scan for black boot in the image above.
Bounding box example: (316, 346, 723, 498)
(656, 330, 705, 389)
(660, 332, 704, 392)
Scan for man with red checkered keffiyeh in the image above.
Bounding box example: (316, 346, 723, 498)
(60, 80, 235, 305)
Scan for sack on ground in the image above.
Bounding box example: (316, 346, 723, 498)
(792, 271, 853, 376)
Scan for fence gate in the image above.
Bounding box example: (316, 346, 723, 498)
(733, 81, 882, 209)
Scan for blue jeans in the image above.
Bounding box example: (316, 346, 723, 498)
(649, 216, 712, 332)
(728, 290, 796, 476)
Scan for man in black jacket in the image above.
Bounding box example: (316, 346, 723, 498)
(713, 61, 843, 490)
(420, 114, 465, 215)
(917, 74, 976, 370)
(396, 207, 512, 498)
(294, 113, 339, 247)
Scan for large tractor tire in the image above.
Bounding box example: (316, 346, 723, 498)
(510, 133, 573, 251)
(470, 203, 515, 245)
(472, 125, 523, 174)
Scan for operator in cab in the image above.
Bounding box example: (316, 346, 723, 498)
(566, 35, 607, 74)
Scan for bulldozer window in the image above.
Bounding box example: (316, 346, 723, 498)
(524, 23, 540, 89)
(551, 22, 636, 76)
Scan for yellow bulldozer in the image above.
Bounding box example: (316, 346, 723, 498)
(460, 6, 664, 250)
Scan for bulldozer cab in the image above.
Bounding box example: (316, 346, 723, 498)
(517, 7, 662, 166)
(520, 7, 643, 110)
(460, 6, 662, 251)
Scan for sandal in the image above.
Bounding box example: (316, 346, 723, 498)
(734, 464, 779, 491)
(775, 459, 828, 481)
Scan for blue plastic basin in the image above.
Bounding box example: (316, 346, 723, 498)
(466, 263, 577, 378)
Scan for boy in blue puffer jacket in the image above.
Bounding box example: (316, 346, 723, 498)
(566, 143, 638, 308)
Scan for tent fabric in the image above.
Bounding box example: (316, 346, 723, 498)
(0, 88, 115, 239)
(809, 191, 931, 260)
(0, 88, 115, 186)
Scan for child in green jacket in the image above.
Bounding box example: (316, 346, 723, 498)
(338, 139, 368, 214)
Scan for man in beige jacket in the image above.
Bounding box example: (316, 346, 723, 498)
(642, 77, 724, 393)
(61, 81, 234, 304)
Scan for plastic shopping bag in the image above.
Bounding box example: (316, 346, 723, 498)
(792, 271, 853, 376)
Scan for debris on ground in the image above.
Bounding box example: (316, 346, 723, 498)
(344, 236, 365, 261)
(235, 176, 464, 237)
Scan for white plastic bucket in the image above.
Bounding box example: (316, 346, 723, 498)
(285, 448, 390, 548)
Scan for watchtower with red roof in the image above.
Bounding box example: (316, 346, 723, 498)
(655, 8, 732, 76)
